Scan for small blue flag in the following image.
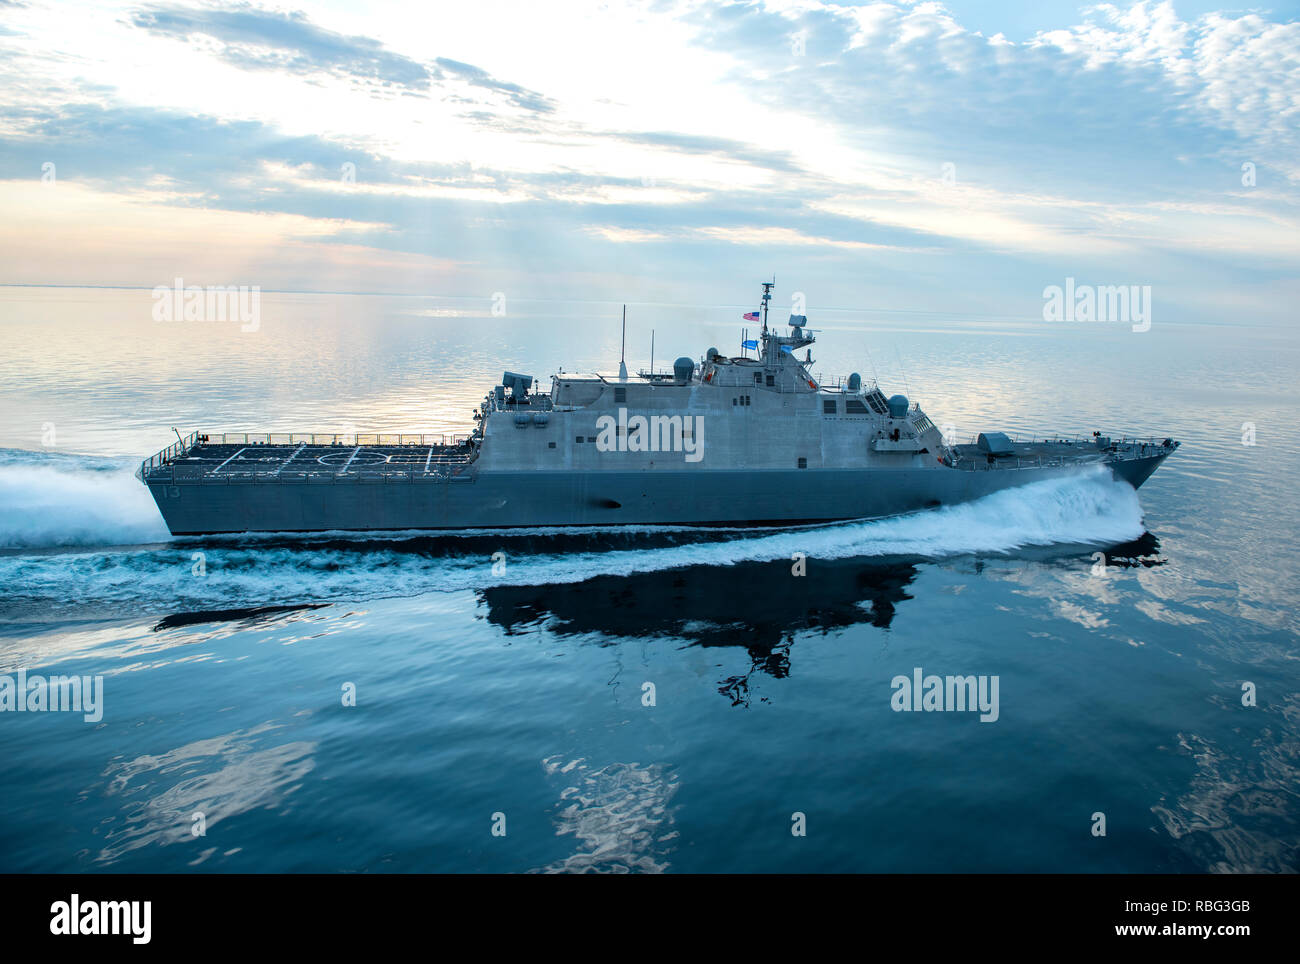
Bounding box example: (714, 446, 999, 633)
(780, 345, 794, 354)
(742, 339, 758, 350)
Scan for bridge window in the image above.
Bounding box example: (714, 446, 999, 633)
(797, 457, 807, 468)
(823, 400, 836, 414)
(766, 375, 775, 387)
(548, 442, 556, 448)
(753, 373, 761, 384)
(614, 387, 626, 403)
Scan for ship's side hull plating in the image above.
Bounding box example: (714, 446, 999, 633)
(149, 452, 1170, 535)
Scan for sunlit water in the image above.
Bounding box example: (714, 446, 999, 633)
(0, 288, 1296, 872)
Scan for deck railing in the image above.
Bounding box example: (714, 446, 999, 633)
(953, 456, 1081, 472)
(136, 431, 200, 481)
(191, 432, 474, 447)
(955, 434, 1172, 447)
(483, 393, 554, 415)
(948, 436, 1174, 471)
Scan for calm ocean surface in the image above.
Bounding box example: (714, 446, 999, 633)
(0, 287, 1296, 873)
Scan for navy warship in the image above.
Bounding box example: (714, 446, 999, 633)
(138, 283, 1178, 534)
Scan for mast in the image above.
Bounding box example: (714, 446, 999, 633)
(760, 279, 774, 363)
(619, 304, 628, 380)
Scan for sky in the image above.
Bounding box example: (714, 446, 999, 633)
(0, 0, 1297, 324)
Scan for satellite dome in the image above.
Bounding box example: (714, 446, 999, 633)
(847, 372, 862, 392)
(673, 356, 694, 384)
(887, 394, 910, 418)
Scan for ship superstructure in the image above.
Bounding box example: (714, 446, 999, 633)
(139, 283, 1178, 534)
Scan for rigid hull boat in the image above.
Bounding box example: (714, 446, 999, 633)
(139, 284, 1178, 534)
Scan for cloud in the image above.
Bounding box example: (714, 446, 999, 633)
(434, 57, 556, 114)
(678, 0, 1300, 187)
(129, 1, 436, 92)
(0, 0, 1294, 321)
(0, 101, 386, 191)
(607, 130, 805, 175)
(1029, 4, 1300, 173)
(125, 4, 559, 114)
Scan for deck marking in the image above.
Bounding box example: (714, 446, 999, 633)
(275, 442, 308, 476)
(338, 445, 362, 475)
(424, 446, 434, 474)
(212, 447, 246, 474)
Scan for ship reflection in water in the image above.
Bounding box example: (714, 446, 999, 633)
(141, 530, 1162, 711)
(76, 528, 1168, 872)
(479, 557, 918, 706)
(476, 530, 1156, 706)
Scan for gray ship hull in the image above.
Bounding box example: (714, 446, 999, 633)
(147, 451, 1170, 535)
(137, 284, 1180, 537)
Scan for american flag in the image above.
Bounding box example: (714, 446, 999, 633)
(742, 311, 760, 321)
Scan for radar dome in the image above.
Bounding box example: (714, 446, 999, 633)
(887, 394, 910, 418)
(847, 372, 862, 392)
(673, 356, 694, 384)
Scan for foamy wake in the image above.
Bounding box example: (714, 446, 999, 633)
(0, 451, 170, 549)
(0, 450, 1146, 611)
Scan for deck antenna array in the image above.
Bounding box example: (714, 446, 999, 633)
(650, 329, 655, 377)
(619, 304, 628, 380)
(864, 344, 880, 387)
(894, 345, 913, 400)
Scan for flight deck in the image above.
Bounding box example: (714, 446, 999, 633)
(138, 433, 476, 484)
